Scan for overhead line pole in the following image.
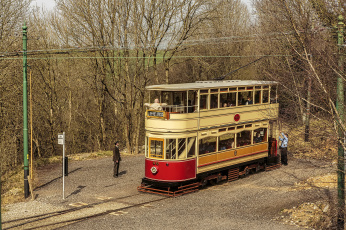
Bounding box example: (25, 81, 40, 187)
(336, 14, 345, 230)
(22, 22, 30, 199)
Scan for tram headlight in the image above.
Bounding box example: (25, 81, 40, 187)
(151, 166, 158, 174)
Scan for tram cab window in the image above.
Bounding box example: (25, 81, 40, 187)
(178, 138, 186, 159)
(200, 94, 209, 110)
(254, 128, 267, 143)
(150, 139, 164, 158)
(187, 137, 196, 158)
(236, 131, 251, 147)
(199, 136, 217, 155)
(210, 94, 219, 109)
(166, 139, 177, 159)
(218, 133, 235, 151)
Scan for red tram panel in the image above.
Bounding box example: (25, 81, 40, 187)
(145, 158, 196, 182)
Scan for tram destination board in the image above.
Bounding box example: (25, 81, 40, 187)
(147, 110, 165, 119)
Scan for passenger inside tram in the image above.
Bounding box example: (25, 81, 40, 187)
(236, 131, 251, 147)
(254, 133, 262, 143)
(246, 97, 253, 105)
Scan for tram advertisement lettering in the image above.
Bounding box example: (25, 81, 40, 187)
(148, 111, 164, 117)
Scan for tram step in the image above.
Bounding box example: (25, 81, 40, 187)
(137, 182, 201, 197)
(265, 163, 281, 171)
(228, 168, 239, 182)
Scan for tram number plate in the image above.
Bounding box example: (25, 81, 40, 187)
(147, 111, 164, 118)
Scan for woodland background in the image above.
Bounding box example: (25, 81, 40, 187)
(0, 0, 345, 194)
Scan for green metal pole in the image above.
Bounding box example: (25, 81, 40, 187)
(0, 167, 2, 230)
(337, 14, 345, 230)
(22, 22, 29, 199)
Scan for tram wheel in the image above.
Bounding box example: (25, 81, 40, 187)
(200, 178, 207, 187)
(210, 179, 216, 185)
(256, 164, 261, 172)
(244, 167, 249, 176)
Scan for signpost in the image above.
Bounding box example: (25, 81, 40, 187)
(58, 132, 65, 199)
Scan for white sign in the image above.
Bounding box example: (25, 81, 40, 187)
(58, 133, 64, 145)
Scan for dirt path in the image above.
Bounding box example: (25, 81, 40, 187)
(3, 155, 336, 229)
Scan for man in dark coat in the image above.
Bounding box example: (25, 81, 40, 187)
(113, 141, 121, 177)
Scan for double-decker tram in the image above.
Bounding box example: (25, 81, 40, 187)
(137, 80, 280, 197)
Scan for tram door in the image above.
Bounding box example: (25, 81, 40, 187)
(268, 120, 278, 157)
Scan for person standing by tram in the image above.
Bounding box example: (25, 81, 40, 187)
(113, 141, 121, 177)
(279, 132, 289, 165)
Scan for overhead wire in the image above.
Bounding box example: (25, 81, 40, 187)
(0, 26, 333, 60)
(0, 54, 294, 61)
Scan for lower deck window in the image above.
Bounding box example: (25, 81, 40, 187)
(254, 128, 267, 143)
(236, 130, 251, 147)
(219, 133, 235, 151)
(199, 136, 217, 155)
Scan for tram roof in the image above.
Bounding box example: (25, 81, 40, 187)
(146, 80, 278, 91)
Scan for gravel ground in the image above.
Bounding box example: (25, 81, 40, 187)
(3, 154, 335, 229)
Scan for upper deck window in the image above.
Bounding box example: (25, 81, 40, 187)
(270, 85, 278, 103)
(211, 89, 218, 93)
(210, 93, 219, 109)
(263, 90, 269, 103)
(238, 91, 253, 106)
(220, 92, 236, 107)
(200, 89, 209, 94)
(200, 94, 209, 110)
(229, 87, 237, 91)
(254, 90, 261, 104)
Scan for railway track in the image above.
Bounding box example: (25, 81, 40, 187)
(3, 193, 169, 230)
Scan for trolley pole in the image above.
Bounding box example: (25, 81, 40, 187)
(22, 22, 30, 199)
(336, 14, 345, 230)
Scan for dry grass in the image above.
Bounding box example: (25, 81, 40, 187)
(277, 119, 339, 229)
(280, 201, 334, 229)
(284, 119, 337, 161)
(292, 173, 337, 191)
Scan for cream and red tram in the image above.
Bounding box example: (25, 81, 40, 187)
(138, 80, 280, 196)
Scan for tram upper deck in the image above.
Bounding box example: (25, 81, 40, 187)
(145, 80, 279, 133)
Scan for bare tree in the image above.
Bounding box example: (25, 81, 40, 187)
(0, 0, 32, 175)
